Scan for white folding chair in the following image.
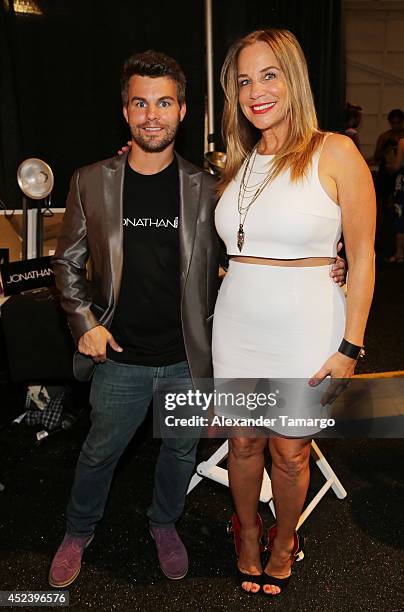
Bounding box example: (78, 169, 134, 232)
(187, 439, 346, 530)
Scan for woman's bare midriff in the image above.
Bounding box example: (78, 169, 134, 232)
(230, 256, 335, 267)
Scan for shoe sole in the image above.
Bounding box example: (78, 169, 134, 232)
(149, 529, 188, 580)
(48, 566, 80, 589)
(160, 566, 188, 580)
(48, 533, 94, 588)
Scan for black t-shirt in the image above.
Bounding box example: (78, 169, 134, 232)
(107, 157, 186, 366)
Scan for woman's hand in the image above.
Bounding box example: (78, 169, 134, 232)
(117, 140, 132, 155)
(308, 352, 356, 405)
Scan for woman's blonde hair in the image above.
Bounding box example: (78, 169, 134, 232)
(218, 28, 325, 195)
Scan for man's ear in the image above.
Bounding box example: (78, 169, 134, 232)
(123, 106, 129, 124)
(180, 102, 187, 123)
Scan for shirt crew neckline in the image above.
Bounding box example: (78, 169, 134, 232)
(126, 156, 177, 178)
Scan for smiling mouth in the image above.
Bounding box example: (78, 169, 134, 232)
(141, 126, 164, 134)
(250, 102, 276, 114)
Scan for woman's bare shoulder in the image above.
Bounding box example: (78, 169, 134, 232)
(319, 132, 367, 183)
(322, 132, 359, 158)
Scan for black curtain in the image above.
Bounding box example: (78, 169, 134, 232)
(0, 3, 22, 210)
(212, 0, 345, 151)
(0, 0, 205, 209)
(0, 0, 344, 209)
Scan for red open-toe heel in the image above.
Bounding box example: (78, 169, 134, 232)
(262, 524, 303, 595)
(228, 513, 265, 594)
(227, 512, 266, 555)
(267, 523, 305, 561)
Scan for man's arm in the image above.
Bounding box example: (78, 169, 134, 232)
(217, 234, 228, 269)
(53, 169, 123, 362)
(373, 132, 387, 163)
(388, 138, 404, 173)
(52, 169, 99, 344)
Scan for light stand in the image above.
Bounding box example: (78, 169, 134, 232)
(16, 158, 54, 260)
(204, 0, 226, 172)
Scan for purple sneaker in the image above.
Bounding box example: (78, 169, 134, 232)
(150, 525, 188, 580)
(48, 533, 94, 587)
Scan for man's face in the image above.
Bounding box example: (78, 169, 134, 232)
(123, 75, 186, 153)
(390, 116, 404, 133)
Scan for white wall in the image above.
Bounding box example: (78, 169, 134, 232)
(344, 0, 404, 159)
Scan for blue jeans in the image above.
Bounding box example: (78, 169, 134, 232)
(66, 359, 198, 537)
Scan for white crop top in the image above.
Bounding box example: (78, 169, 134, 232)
(215, 135, 341, 258)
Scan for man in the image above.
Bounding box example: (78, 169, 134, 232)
(49, 50, 219, 587)
(49, 50, 345, 588)
(373, 108, 404, 168)
(373, 109, 404, 259)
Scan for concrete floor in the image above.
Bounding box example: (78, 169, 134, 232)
(0, 260, 403, 612)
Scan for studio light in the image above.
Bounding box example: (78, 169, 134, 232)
(5, 0, 43, 16)
(205, 151, 227, 176)
(17, 158, 53, 200)
(17, 158, 54, 259)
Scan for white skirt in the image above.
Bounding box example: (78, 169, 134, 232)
(212, 261, 346, 435)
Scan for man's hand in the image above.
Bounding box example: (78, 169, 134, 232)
(330, 241, 346, 287)
(117, 140, 132, 156)
(77, 325, 123, 363)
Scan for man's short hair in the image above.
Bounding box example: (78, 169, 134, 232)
(121, 50, 186, 106)
(387, 108, 404, 123)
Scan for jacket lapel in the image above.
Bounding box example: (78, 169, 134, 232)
(101, 151, 201, 306)
(102, 153, 127, 305)
(177, 153, 202, 296)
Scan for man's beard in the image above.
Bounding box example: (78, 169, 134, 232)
(130, 121, 179, 153)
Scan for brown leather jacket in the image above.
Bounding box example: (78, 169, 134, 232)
(52, 152, 220, 382)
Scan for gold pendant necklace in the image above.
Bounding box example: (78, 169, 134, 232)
(237, 224, 245, 252)
(237, 146, 275, 252)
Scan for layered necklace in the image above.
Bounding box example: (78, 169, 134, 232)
(237, 145, 276, 252)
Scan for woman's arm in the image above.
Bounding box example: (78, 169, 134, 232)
(310, 133, 376, 383)
(334, 135, 376, 347)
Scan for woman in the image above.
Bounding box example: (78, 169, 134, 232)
(386, 136, 404, 262)
(212, 29, 375, 596)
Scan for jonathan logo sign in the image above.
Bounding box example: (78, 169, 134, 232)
(0, 256, 55, 296)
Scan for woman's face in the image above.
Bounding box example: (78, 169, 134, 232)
(237, 41, 289, 132)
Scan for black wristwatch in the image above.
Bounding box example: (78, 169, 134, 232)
(338, 339, 365, 360)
